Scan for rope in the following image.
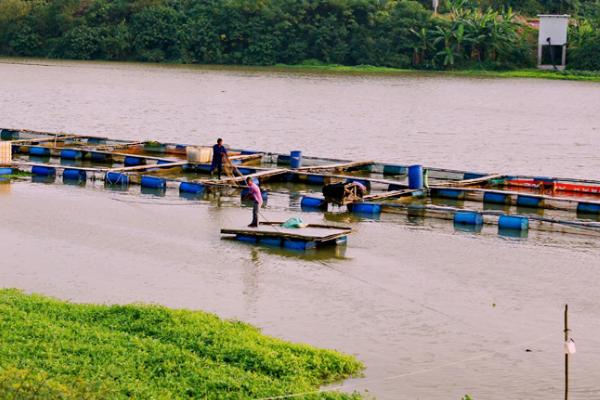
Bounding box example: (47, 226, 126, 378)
(254, 332, 555, 400)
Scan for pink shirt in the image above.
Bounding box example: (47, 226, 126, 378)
(248, 183, 263, 205)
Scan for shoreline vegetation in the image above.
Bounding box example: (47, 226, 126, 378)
(3, 57, 600, 83)
(0, 289, 364, 399)
(271, 63, 600, 82)
(1, 1, 600, 81)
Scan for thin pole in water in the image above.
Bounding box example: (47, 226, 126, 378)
(564, 304, 569, 400)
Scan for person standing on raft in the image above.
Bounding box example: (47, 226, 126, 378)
(247, 177, 263, 227)
(210, 138, 228, 179)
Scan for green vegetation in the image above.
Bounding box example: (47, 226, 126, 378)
(0, 169, 31, 180)
(0, 0, 599, 75)
(271, 62, 600, 81)
(0, 289, 363, 399)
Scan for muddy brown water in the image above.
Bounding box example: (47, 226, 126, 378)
(1, 59, 600, 399)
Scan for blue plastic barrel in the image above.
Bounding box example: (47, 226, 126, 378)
(498, 215, 529, 230)
(105, 172, 128, 185)
(141, 176, 166, 189)
(349, 203, 381, 215)
(29, 146, 50, 157)
(0, 168, 12, 176)
(91, 152, 110, 162)
(283, 239, 316, 250)
(236, 235, 258, 244)
(454, 211, 483, 225)
(484, 192, 509, 204)
(301, 196, 326, 209)
(383, 165, 407, 175)
(259, 237, 282, 247)
(577, 202, 600, 214)
(1, 130, 18, 140)
(408, 165, 423, 189)
(432, 188, 465, 199)
(307, 175, 325, 185)
(463, 172, 487, 180)
(517, 195, 543, 208)
(87, 137, 107, 144)
(179, 182, 205, 194)
(31, 166, 56, 176)
(533, 176, 555, 184)
(277, 155, 291, 165)
(124, 156, 144, 167)
(290, 151, 302, 168)
(63, 169, 86, 181)
(60, 149, 82, 160)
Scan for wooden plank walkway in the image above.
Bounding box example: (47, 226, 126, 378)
(291, 170, 405, 186)
(363, 188, 418, 201)
(14, 143, 176, 162)
(11, 161, 109, 172)
(221, 223, 351, 241)
(433, 173, 504, 187)
(212, 168, 289, 184)
(108, 161, 188, 173)
(295, 160, 374, 172)
(228, 153, 263, 162)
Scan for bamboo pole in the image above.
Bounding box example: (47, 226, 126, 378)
(565, 304, 569, 400)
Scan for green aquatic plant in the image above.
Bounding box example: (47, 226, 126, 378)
(0, 289, 364, 399)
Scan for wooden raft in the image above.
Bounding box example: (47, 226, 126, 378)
(221, 223, 351, 250)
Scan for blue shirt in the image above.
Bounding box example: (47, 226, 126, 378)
(211, 144, 227, 167)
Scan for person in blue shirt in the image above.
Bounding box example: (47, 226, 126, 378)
(210, 138, 227, 179)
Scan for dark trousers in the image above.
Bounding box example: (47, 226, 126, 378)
(251, 202, 259, 226)
(211, 164, 222, 179)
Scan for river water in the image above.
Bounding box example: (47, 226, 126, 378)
(1, 59, 600, 399)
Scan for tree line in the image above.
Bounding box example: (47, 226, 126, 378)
(0, 0, 599, 70)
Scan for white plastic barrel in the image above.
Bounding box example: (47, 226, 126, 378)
(0, 142, 12, 165)
(186, 146, 213, 163)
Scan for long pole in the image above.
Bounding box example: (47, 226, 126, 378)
(564, 304, 569, 400)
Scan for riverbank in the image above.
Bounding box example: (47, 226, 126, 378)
(269, 63, 600, 82)
(3, 57, 600, 83)
(0, 289, 363, 399)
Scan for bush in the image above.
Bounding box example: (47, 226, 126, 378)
(569, 32, 600, 70)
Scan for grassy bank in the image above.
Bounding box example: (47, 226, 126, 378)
(2, 57, 600, 83)
(270, 63, 600, 82)
(0, 289, 364, 399)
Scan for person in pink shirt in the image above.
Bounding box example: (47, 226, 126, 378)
(246, 177, 263, 227)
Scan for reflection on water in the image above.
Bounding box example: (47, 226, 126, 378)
(1, 60, 600, 400)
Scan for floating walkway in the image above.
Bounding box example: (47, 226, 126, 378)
(2, 127, 600, 243)
(221, 223, 351, 250)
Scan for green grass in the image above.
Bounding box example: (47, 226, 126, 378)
(0, 289, 364, 399)
(268, 62, 600, 82)
(0, 170, 32, 180)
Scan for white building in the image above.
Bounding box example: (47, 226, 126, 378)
(538, 15, 570, 70)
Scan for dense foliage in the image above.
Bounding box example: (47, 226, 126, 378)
(0, 289, 363, 399)
(0, 0, 598, 70)
(568, 8, 600, 70)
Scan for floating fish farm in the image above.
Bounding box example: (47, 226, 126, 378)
(2, 127, 600, 249)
